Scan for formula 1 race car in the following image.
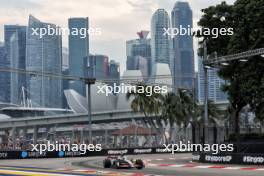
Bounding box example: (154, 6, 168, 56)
(103, 155, 145, 169)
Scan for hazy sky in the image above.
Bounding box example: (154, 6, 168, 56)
(0, 0, 235, 72)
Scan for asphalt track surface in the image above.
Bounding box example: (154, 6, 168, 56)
(0, 153, 263, 175)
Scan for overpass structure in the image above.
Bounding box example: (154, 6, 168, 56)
(0, 110, 149, 129)
(0, 101, 230, 130)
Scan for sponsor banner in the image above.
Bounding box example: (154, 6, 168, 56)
(194, 153, 264, 165)
(0, 147, 171, 160)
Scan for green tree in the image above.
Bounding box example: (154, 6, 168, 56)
(197, 0, 264, 145)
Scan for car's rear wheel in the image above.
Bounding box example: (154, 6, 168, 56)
(103, 159, 111, 168)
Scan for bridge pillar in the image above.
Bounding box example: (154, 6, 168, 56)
(71, 129, 75, 143)
(45, 126, 51, 141)
(104, 129, 108, 146)
(33, 126, 38, 145)
(80, 128, 84, 143)
(11, 127, 16, 149)
(22, 127, 27, 138)
(53, 125, 57, 142)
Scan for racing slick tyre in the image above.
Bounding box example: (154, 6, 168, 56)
(135, 159, 144, 169)
(103, 159, 112, 168)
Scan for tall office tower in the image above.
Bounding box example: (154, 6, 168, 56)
(133, 56, 148, 79)
(198, 57, 227, 103)
(0, 44, 7, 102)
(171, 1, 194, 91)
(109, 60, 120, 80)
(62, 66, 69, 108)
(109, 60, 120, 86)
(2, 25, 26, 103)
(126, 31, 151, 76)
(68, 17, 89, 97)
(10, 26, 27, 105)
(88, 54, 109, 80)
(151, 9, 171, 76)
(26, 15, 62, 108)
(62, 47, 69, 67)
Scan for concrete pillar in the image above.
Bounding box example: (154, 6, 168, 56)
(71, 129, 75, 143)
(53, 125, 57, 142)
(45, 127, 51, 140)
(11, 127, 16, 149)
(104, 129, 108, 146)
(33, 126, 38, 145)
(22, 128, 27, 139)
(80, 128, 84, 143)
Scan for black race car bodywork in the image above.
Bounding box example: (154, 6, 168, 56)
(103, 156, 145, 169)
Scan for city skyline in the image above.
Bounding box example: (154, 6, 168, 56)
(0, 0, 235, 73)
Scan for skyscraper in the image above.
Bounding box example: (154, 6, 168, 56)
(88, 54, 109, 80)
(26, 15, 62, 108)
(10, 26, 27, 105)
(68, 17, 89, 97)
(198, 57, 228, 103)
(126, 31, 151, 76)
(109, 60, 120, 86)
(171, 1, 194, 91)
(2, 25, 27, 103)
(151, 9, 171, 76)
(133, 55, 148, 79)
(0, 45, 7, 102)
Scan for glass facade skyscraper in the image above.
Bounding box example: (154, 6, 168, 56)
(198, 57, 228, 103)
(10, 26, 27, 105)
(26, 15, 62, 108)
(171, 2, 194, 91)
(2, 25, 27, 103)
(0, 45, 7, 102)
(109, 60, 120, 80)
(126, 31, 151, 76)
(151, 9, 171, 76)
(109, 60, 120, 86)
(68, 18, 89, 97)
(88, 54, 109, 80)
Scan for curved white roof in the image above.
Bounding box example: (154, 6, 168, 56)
(64, 89, 88, 114)
(64, 82, 117, 114)
(0, 114, 11, 121)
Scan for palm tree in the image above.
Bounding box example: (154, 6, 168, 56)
(161, 92, 184, 126)
(160, 90, 199, 143)
(126, 83, 162, 131)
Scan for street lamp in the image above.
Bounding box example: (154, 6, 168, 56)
(202, 40, 209, 144)
(239, 59, 248, 62)
(221, 62, 229, 66)
(83, 78, 96, 143)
